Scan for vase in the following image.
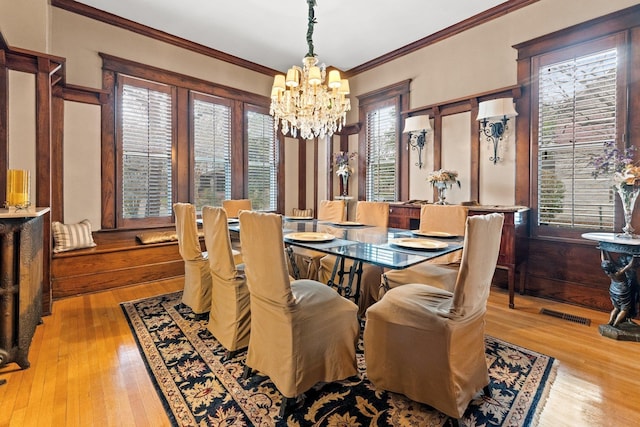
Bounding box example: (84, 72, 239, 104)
(616, 184, 640, 237)
(339, 174, 349, 197)
(434, 182, 448, 205)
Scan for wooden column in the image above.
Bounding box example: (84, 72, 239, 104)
(35, 57, 52, 315)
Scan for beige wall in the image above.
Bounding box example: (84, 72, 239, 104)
(0, 0, 49, 52)
(8, 71, 36, 207)
(349, 0, 639, 205)
(63, 101, 101, 226)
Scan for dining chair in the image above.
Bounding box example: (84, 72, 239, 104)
(238, 211, 359, 418)
(380, 204, 468, 300)
(174, 202, 212, 314)
(201, 206, 250, 359)
(222, 199, 252, 257)
(291, 207, 313, 217)
(288, 199, 345, 280)
(318, 201, 389, 315)
(222, 199, 252, 218)
(364, 213, 504, 423)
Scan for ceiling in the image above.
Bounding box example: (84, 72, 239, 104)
(73, 0, 509, 72)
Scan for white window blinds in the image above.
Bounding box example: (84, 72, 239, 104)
(193, 97, 232, 211)
(537, 47, 618, 230)
(121, 81, 174, 220)
(247, 110, 278, 211)
(366, 105, 398, 201)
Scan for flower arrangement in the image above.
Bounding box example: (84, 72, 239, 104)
(334, 151, 357, 177)
(427, 169, 461, 188)
(589, 141, 639, 187)
(589, 141, 640, 236)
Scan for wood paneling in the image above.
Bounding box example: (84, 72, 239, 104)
(513, 5, 640, 313)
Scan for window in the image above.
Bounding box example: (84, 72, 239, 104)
(192, 93, 232, 211)
(101, 55, 279, 229)
(366, 103, 398, 201)
(118, 75, 175, 227)
(246, 107, 278, 211)
(531, 34, 626, 236)
(357, 81, 410, 202)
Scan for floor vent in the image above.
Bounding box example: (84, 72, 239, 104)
(540, 308, 592, 326)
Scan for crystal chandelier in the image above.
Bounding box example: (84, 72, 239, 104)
(269, 0, 351, 140)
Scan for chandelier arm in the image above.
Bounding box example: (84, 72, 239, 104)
(306, 0, 317, 57)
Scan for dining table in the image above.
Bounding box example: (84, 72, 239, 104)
(229, 216, 463, 304)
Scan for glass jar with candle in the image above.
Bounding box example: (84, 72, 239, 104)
(6, 169, 31, 209)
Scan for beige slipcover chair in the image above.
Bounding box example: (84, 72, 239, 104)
(222, 199, 251, 259)
(318, 201, 389, 315)
(288, 200, 345, 280)
(201, 206, 250, 358)
(364, 213, 504, 421)
(174, 202, 212, 314)
(318, 199, 346, 222)
(380, 204, 468, 299)
(222, 199, 252, 218)
(291, 207, 313, 217)
(238, 211, 359, 416)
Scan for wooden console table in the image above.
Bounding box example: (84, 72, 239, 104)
(388, 203, 530, 308)
(0, 207, 49, 382)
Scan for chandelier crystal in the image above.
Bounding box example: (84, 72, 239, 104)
(269, 0, 351, 140)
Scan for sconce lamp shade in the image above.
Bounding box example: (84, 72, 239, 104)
(403, 115, 432, 133)
(403, 115, 431, 169)
(476, 98, 518, 120)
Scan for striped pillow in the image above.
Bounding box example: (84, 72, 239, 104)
(52, 219, 97, 253)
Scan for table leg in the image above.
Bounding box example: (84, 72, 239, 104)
(285, 246, 300, 280)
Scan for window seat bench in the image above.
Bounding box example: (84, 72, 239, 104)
(51, 227, 197, 299)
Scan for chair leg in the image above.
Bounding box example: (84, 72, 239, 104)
(241, 365, 253, 380)
(224, 349, 239, 361)
(483, 383, 491, 397)
(278, 394, 304, 419)
(278, 396, 293, 419)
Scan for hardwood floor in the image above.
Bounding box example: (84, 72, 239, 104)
(1, 278, 639, 426)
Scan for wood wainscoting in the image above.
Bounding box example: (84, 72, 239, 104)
(51, 228, 186, 299)
(527, 237, 610, 312)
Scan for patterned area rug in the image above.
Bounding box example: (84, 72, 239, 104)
(121, 291, 556, 426)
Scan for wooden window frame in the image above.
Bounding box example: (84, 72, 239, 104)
(100, 54, 275, 229)
(357, 80, 410, 202)
(244, 103, 284, 213)
(514, 4, 640, 242)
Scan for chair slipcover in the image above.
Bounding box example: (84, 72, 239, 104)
(222, 199, 252, 218)
(364, 213, 504, 419)
(174, 202, 212, 314)
(291, 208, 313, 217)
(318, 201, 389, 315)
(239, 211, 359, 399)
(289, 200, 346, 280)
(202, 206, 250, 352)
(317, 199, 346, 222)
(380, 204, 468, 300)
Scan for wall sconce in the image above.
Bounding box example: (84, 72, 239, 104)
(403, 115, 432, 168)
(476, 98, 518, 164)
